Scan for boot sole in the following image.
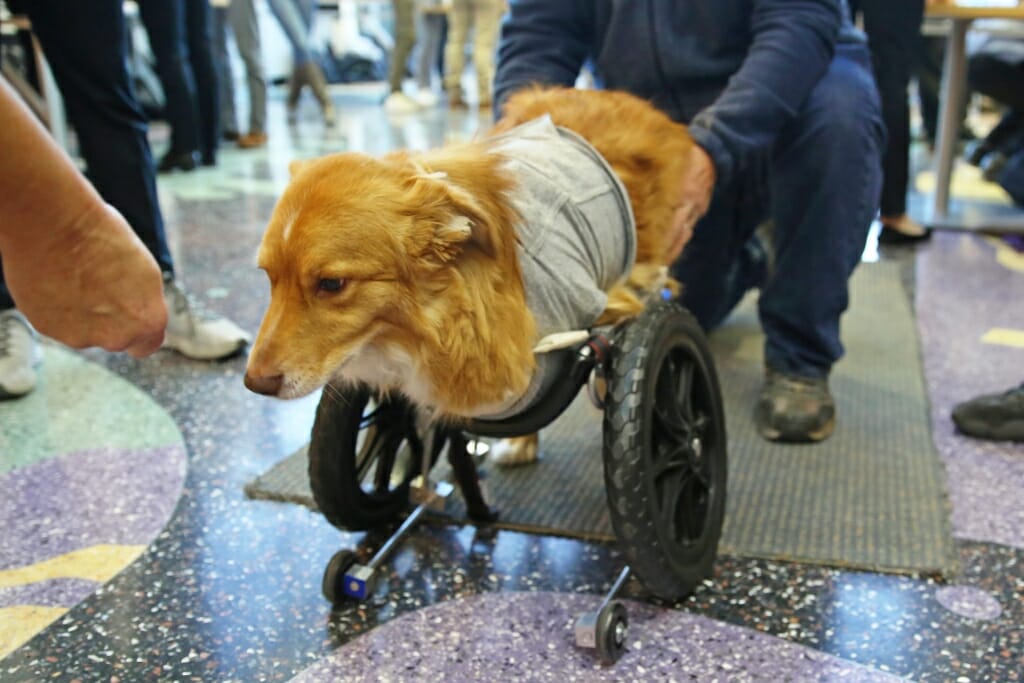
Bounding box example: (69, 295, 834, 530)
(758, 414, 836, 443)
(954, 416, 1024, 442)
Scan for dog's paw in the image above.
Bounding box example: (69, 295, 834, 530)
(488, 435, 539, 467)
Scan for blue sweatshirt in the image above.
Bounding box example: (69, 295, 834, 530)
(494, 0, 861, 187)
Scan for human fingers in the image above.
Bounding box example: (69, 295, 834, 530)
(667, 202, 700, 262)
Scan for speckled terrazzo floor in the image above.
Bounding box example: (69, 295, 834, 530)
(1, 85, 1023, 682)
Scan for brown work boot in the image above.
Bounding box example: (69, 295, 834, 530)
(237, 131, 268, 149)
(755, 369, 836, 443)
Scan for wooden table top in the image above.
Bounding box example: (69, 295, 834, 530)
(926, 1, 1024, 20)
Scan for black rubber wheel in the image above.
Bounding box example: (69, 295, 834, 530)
(308, 384, 443, 531)
(321, 549, 358, 604)
(602, 302, 728, 601)
(595, 601, 628, 664)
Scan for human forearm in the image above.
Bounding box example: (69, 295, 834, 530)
(0, 77, 167, 356)
(493, 0, 591, 115)
(0, 77, 110, 257)
(688, 0, 841, 185)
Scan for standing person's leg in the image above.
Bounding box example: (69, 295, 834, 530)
(914, 35, 973, 146)
(212, 5, 239, 139)
(270, 0, 334, 121)
(387, 0, 417, 94)
(469, 0, 503, 107)
(757, 42, 884, 440)
(295, 0, 317, 34)
(25, 0, 173, 275)
(443, 0, 470, 107)
(184, 0, 220, 165)
(268, 0, 313, 114)
(229, 0, 268, 142)
(137, 0, 202, 169)
(861, 0, 928, 241)
(24, 0, 251, 362)
(384, 0, 420, 112)
(416, 12, 444, 91)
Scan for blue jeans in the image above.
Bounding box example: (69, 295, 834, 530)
(671, 42, 885, 379)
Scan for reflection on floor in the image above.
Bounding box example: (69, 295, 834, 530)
(1, 83, 1022, 682)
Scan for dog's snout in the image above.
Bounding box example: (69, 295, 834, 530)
(244, 372, 284, 396)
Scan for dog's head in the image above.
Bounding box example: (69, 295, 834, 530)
(244, 149, 512, 400)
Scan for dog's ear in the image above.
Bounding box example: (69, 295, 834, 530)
(409, 172, 500, 260)
(289, 159, 311, 177)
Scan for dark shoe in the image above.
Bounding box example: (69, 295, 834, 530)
(222, 130, 240, 142)
(157, 150, 200, 173)
(755, 369, 836, 442)
(980, 151, 1010, 183)
(964, 139, 994, 167)
(951, 384, 1024, 442)
(878, 215, 932, 245)
(201, 152, 216, 167)
(878, 224, 933, 245)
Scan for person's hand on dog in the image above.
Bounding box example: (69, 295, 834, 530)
(668, 143, 716, 261)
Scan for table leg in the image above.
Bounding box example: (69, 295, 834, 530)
(931, 18, 970, 221)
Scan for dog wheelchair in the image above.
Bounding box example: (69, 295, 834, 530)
(308, 300, 728, 664)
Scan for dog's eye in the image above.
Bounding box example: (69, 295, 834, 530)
(317, 278, 346, 294)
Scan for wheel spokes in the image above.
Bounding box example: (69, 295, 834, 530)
(654, 356, 687, 438)
(674, 358, 696, 424)
(354, 400, 422, 495)
(654, 351, 698, 438)
(657, 467, 710, 544)
(355, 423, 386, 482)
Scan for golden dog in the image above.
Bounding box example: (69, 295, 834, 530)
(244, 87, 694, 465)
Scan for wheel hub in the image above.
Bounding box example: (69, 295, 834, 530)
(614, 620, 627, 645)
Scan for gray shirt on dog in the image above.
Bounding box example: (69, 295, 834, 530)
(480, 115, 637, 418)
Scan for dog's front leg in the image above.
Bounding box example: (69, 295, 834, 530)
(489, 433, 540, 467)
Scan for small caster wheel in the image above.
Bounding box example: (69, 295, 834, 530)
(322, 549, 358, 604)
(595, 600, 628, 664)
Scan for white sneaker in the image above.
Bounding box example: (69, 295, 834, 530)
(162, 278, 251, 360)
(414, 88, 438, 108)
(0, 309, 41, 400)
(383, 91, 422, 115)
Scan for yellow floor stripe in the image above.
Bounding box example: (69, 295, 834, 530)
(981, 328, 1024, 348)
(0, 605, 67, 659)
(915, 166, 1013, 203)
(995, 245, 1024, 273)
(0, 544, 145, 588)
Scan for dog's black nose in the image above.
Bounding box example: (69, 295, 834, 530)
(244, 373, 283, 396)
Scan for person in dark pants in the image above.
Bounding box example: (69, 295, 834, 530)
(849, 0, 930, 244)
(138, 0, 221, 171)
(0, 0, 249, 401)
(494, 0, 885, 443)
(964, 36, 1024, 181)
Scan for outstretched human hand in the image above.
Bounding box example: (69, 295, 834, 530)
(0, 76, 167, 357)
(667, 143, 716, 261)
(1, 203, 168, 357)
